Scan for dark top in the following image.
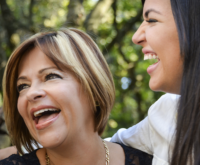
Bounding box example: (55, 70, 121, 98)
(0, 143, 153, 165)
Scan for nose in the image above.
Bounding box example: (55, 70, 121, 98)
(26, 85, 46, 102)
(132, 21, 146, 46)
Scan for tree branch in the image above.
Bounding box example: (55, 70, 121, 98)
(0, 0, 29, 33)
(84, 0, 114, 33)
(0, 0, 31, 50)
(103, 8, 143, 54)
(29, 0, 35, 25)
(118, 44, 129, 63)
(112, 0, 118, 32)
(66, 0, 85, 27)
(135, 91, 146, 120)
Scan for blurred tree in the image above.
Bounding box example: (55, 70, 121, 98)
(67, 0, 85, 27)
(0, 107, 10, 149)
(0, 0, 163, 147)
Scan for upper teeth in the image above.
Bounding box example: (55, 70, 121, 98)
(144, 54, 158, 60)
(34, 108, 59, 117)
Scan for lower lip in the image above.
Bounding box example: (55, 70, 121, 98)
(35, 113, 60, 130)
(147, 60, 160, 74)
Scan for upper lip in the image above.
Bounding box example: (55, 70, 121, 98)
(30, 105, 59, 120)
(142, 48, 157, 55)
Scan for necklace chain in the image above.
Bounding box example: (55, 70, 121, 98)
(102, 139, 110, 165)
(45, 139, 109, 165)
(45, 153, 50, 165)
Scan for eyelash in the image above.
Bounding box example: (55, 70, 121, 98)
(45, 73, 62, 81)
(17, 73, 62, 92)
(146, 19, 157, 23)
(17, 84, 29, 92)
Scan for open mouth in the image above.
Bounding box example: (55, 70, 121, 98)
(33, 109, 61, 125)
(144, 53, 160, 62)
(144, 54, 160, 74)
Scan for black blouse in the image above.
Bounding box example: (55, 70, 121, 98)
(0, 144, 153, 165)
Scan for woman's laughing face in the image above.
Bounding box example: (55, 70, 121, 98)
(132, 0, 183, 94)
(17, 47, 95, 148)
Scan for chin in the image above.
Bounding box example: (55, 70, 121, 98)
(148, 77, 168, 92)
(39, 137, 65, 149)
(149, 82, 180, 94)
(35, 129, 68, 149)
(41, 141, 63, 149)
(149, 80, 161, 92)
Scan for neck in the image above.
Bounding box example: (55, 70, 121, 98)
(45, 133, 106, 165)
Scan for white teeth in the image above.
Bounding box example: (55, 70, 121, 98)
(144, 53, 158, 60)
(34, 108, 59, 117)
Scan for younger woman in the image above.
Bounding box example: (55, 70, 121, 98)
(111, 0, 199, 164)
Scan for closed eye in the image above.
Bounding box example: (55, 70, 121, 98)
(45, 73, 62, 81)
(17, 84, 29, 92)
(146, 19, 158, 23)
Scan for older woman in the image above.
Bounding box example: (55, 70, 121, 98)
(0, 28, 152, 165)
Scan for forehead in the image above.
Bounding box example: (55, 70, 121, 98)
(143, 0, 171, 16)
(18, 47, 56, 75)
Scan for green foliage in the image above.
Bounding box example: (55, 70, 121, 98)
(0, 0, 164, 140)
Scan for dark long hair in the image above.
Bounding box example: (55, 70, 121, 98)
(141, 0, 200, 164)
(170, 0, 200, 164)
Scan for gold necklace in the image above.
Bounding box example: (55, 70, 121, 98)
(102, 139, 110, 165)
(45, 139, 109, 165)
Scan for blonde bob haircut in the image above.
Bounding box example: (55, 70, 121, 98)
(3, 28, 115, 154)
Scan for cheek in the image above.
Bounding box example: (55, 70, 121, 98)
(17, 97, 27, 118)
(146, 28, 164, 51)
(147, 29, 180, 65)
(146, 24, 179, 50)
(146, 26, 164, 44)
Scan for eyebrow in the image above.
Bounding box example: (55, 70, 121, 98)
(17, 76, 27, 82)
(144, 9, 162, 18)
(17, 67, 58, 82)
(38, 66, 57, 74)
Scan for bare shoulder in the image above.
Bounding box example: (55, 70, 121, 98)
(105, 141, 125, 165)
(0, 146, 17, 161)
